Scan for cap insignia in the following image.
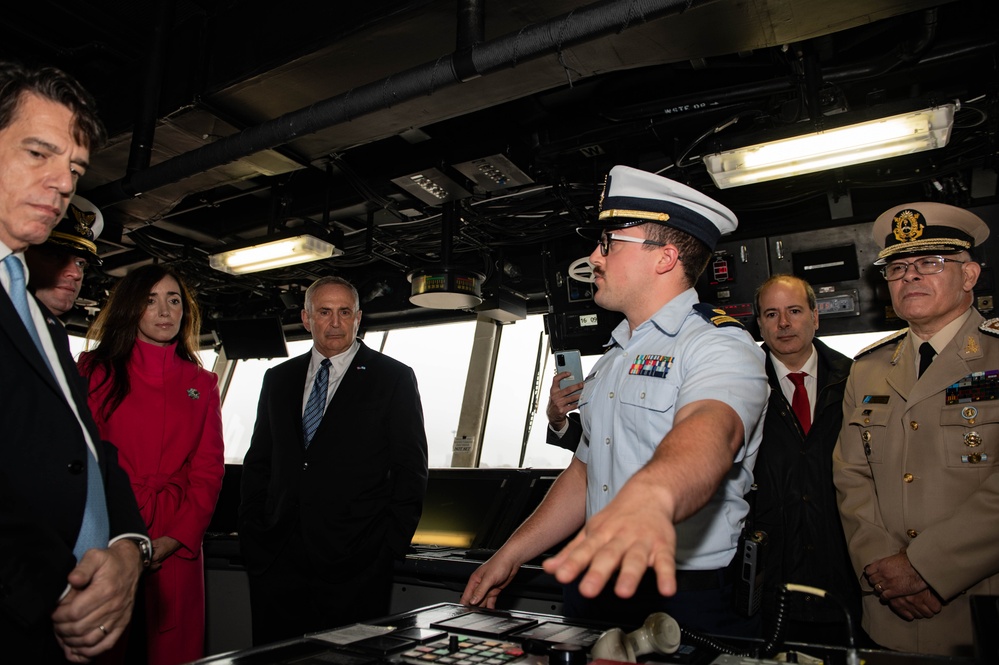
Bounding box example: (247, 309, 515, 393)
(68, 204, 98, 241)
(892, 209, 925, 243)
(598, 173, 610, 211)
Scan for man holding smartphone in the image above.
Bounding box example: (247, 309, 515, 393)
(462, 165, 768, 636)
(547, 351, 584, 452)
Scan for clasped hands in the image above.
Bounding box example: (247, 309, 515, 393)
(864, 549, 943, 621)
(50, 539, 143, 663)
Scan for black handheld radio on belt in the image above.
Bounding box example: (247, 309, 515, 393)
(734, 483, 767, 617)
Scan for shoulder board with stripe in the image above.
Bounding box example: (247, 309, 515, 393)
(854, 328, 907, 359)
(980, 318, 999, 337)
(692, 302, 745, 329)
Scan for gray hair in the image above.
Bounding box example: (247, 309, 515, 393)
(304, 276, 360, 313)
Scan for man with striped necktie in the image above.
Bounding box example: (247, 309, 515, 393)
(239, 276, 428, 646)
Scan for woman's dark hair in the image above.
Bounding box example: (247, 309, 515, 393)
(0, 60, 106, 150)
(81, 265, 202, 420)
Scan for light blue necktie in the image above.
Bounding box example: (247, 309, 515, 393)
(3, 254, 51, 372)
(302, 358, 331, 447)
(4, 254, 110, 560)
(73, 451, 110, 560)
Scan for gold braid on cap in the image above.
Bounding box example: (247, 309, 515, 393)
(876, 237, 971, 261)
(599, 209, 671, 222)
(48, 230, 98, 254)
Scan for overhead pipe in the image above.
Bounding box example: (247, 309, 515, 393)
(126, 0, 175, 175)
(87, 0, 720, 207)
(600, 36, 997, 124)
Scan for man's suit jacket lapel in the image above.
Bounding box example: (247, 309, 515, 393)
(3, 289, 106, 457)
(282, 352, 312, 449)
(309, 342, 373, 448)
(1, 287, 61, 394)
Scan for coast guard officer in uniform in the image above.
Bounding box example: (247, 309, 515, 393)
(26, 195, 103, 317)
(833, 202, 999, 656)
(462, 165, 768, 636)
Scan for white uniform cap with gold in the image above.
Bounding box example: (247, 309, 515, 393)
(872, 202, 989, 265)
(46, 195, 104, 266)
(577, 165, 737, 251)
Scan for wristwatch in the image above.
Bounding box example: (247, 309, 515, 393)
(123, 537, 153, 568)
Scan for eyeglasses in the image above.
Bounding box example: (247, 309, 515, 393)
(880, 255, 966, 281)
(598, 231, 667, 257)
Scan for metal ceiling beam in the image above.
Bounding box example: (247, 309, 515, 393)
(87, 0, 720, 208)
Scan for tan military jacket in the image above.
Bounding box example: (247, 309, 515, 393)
(833, 310, 999, 656)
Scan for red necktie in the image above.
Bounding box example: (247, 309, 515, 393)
(788, 372, 811, 435)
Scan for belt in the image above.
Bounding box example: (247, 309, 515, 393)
(675, 567, 732, 593)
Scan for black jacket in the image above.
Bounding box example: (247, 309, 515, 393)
(238, 341, 429, 579)
(1, 283, 146, 661)
(754, 338, 860, 626)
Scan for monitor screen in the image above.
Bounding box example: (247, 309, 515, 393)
(410, 469, 511, 548)
(483, 473, 561, 550)
(215, 316, 288, 360)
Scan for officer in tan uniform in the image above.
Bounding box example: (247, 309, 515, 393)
(833, 202, 999, 657)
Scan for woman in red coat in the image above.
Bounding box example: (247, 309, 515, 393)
(79, 264, 225, 665)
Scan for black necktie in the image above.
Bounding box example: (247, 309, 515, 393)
(918, 342, 935, 378)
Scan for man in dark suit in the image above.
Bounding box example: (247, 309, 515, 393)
(0, 61, 149, 662)
(239, 275, 429, 646)
(752, 274, 860, 645)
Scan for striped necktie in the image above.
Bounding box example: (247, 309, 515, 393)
(303, 358, 331, 447)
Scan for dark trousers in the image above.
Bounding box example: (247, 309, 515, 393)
(246, 530, 394, 646)
(562, 567, 760, 639)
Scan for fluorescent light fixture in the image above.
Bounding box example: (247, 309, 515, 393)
(703, 105, 955, 189)
(209, 233, 341, 275)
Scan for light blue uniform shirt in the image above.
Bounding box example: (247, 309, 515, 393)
(575, 288, 768, 570)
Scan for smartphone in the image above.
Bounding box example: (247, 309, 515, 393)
(555, 350, 584, 390)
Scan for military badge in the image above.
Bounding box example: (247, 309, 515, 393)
(855, 329, 905, 360)
(629, 354, 672, 378)
(892, 208, 925, 244)
(945, 370, 999, 404)
(598, 173, 610, 211)
(963, 335, 980, 355)
(692, 303, 744, 328)
(66, 201, 99, 242)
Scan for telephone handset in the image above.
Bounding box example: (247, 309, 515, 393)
(590, 612, 680, 662)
